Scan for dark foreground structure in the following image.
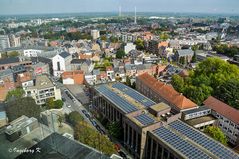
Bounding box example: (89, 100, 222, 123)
(16, 133, 110, 159)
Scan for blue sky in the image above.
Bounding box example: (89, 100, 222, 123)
(0, 0, 239, 15)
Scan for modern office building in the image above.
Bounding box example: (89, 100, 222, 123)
(5, 115, 39, 142)
(92, 82, 181, 159)
(24, 75, 61, 105)
(203, 96, 239, 145)
(92, 82, 239, 159)
(145, 120, 239, 159)
(136, 73, 197, 113)
(0, 35, 10, 50)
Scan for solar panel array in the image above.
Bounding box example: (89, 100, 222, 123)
(112, 83, 156, 107)
(153, 127, 212, 159)
(95, 85, 138, 113)
(135, 114, 155, 126)
(169, 120, 239, 159)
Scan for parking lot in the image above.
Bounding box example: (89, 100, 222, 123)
(65, 85, 90, 105)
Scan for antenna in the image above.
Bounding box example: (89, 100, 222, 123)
(134, 6, 137, 24)
(119, 6, 122, 17)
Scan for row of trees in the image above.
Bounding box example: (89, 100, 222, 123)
(213, 44, 239, 57)
(44, 31, 92, 41)
(66, 111, 117, 156)
(172, 57, 239, 108)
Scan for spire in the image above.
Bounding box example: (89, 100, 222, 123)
(134, 6, 137, 24)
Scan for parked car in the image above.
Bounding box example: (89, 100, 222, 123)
(91, 120, 97, 127)
(118, 151, 127, 158)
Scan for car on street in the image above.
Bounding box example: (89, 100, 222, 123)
(91, 120, 97, 127)
(118, 151, 127, 159)
(67, 105, 71, 108)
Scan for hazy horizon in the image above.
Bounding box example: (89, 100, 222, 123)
(0, 0, 239, 16)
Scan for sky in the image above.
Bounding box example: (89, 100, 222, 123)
(0, 0, 239, 15)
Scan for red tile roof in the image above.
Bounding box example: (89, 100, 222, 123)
(137, 73, 197, 110)
(203, 96, 239, 124)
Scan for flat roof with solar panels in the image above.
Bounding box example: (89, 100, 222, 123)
(94, 83, 157, 114)
(95, 84, 139, 113)
(112, 82, 156, 107)
(151, 120, 239, 159)
(135, 114, 155, 126)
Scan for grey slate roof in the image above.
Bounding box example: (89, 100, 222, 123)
(0, 69, 13, 77)
(177, 49, 194, 57)
(0, 57, 20, 65)
(59, 51, 71, 58)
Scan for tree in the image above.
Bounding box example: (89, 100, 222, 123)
(160, 33, 169, 41)
(66, 111, 84, 126)
(46, 98, 55, 109)
(54, 100, 64, 109)
(116, 49, 125, 59)
(8, 51, 19, 57)
(125, 76, 131, 86)
(6, 88, 25, 101)
(110, 36, 118, 43)
(134, 38, 144, 50)
(171, 75, 185, 93)
(171, 57, 239, 106)
(204, 126, 228, 145)
(58, 115, 64, 127)
(100, 35, 107, 41)
(6, 97, 41, 122)
(74, 121, 117, 155)
(107, 121, 123, 139)
(191, 52, 197, 63)
(46, 98, 63, 109)
(214, 79, 239, 109)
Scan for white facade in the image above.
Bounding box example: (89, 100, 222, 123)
(124, 43, 136, 54)
(63, 78, 74, 85)
(23, 49, 42, 57)
(9, 34, 21, 47)
(91, 30, 100, 40)
(212, 111, 239, 145)
(0, 35, 10, 50)
(52, 53, 72, 77)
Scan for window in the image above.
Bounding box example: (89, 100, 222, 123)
(57, 62, 61, 71)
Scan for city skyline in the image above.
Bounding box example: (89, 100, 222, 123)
(0, 0, 239, 15)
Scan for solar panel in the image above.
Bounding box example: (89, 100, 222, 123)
(95, 85, 138, 113)
(153, 127, 212, 159)
(169, 120, 239, 159)
(112, 83, 156, 107)
(135, 114, 155, 126)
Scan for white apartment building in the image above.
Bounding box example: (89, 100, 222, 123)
(91, 30, 100, 40)
(124, 43, 136, 54)
(23, 49, 42, 57)
(9, 34, 21, 47)
(0, 35, 10, 50)
(24, 75, 61, 105)
(204, 96, 239, 145)
(52, 52, 72, 77)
